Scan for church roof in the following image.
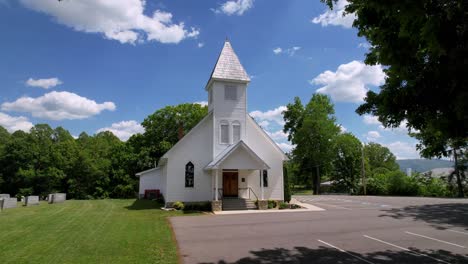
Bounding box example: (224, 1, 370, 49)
(205, 140, 270, 170)
(206, 40, 250, 89)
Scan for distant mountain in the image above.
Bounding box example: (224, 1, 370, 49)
(397, 159, 454, 173)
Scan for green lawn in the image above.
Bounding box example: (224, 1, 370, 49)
(0, 199, 194, 264)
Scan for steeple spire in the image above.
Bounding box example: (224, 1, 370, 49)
(205, 40, 250, 90)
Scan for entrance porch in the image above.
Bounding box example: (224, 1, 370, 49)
(205, 141, 270, 211)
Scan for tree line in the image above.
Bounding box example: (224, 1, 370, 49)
(0, 103, 208, 199)
(283, 94, 466, 197)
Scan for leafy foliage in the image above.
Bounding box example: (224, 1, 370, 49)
(322, 0, 467, 196)
(283, 94, 341, 194)
(0, 103, 207, 199)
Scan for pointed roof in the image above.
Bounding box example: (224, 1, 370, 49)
(206, 40, 250, 89)
(205, 140, 270, 170)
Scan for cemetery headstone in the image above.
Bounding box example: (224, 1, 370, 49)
(0, 194, 10, 198)
(25, 196, 40, 206)
(48, 193, 66, 204)
(1, 198, 17, 210)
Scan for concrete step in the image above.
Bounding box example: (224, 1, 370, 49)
(222, 199, 257, 210)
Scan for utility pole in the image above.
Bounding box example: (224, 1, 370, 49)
(361, 143, 366, 195)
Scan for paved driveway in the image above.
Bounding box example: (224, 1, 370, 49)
(169, 195, 468, 264)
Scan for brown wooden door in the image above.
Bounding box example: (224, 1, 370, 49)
(223, 171, 238, 197)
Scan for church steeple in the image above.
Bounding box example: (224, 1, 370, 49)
(205, 40, 250, 90)
(206, 40, 250, 156)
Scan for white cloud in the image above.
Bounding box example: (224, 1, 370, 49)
(311, 0, 356, 28)
(273, 46, 301, 56)
(339, 124, 347, 133)
(197, 42, 204, 48)
(19, 0, 199, 44)
(250, 106, 286, 126)
(273, 47, 282, 54)
(358, 42, 371, 49)
(384, 141, 420, 159)
(0, 112, 33, 133)
(363, 115, 409, 133)
(26, 77, 62, 89)
(366, 130, 381, 141)
(363, 115, 380, 125)
(1, 91, 116, 120)
(267, 130, 288, 141)
(212, 0, 253, 16)
(258, 120, 270, 128)
(276, 142, 294, 153)
(311, 60, 385, 103)
(97, 120, 144, 141)
(194, 101, 208, 106)
(379, 120, 409, 133)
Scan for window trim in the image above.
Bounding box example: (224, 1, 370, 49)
(220, 120, 230, 144)
(224, 85, 237, 101)
(185, 161, 194, 188)
(232, 121, 241, 142)
(260, 170, 268, 188)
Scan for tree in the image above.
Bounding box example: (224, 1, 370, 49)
(332, 133, 362, 194)
(322, 0, 468, 196)
(364, 142, 399, 174)
(141, 103, 208, 166)
(284, 94, 340, 194)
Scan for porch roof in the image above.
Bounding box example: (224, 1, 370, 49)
(205, 140, 270, 170)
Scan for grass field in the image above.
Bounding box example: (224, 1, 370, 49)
(0, 199, 194, 264)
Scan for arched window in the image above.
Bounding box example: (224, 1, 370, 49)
(185, 162, 194, 187)
(232, 121, 241, 142)
(260, 170, 268, 187)
(220, 120, 229, 144)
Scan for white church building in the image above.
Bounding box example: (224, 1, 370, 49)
(137, 40, 288, 210)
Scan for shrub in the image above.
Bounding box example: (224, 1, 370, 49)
(183, 202, 211, 211)
(419, 178, 449, 197)
(278, 202, 289, 209)
(290, 204, 302, 209)
(16, 187, 33, 200)
(387, 171, 419, 195)
(267, 200, 277, 209)
(156, 194, 165, 204)
(172, 201, 184, 210)
(366, 173, 390, 195)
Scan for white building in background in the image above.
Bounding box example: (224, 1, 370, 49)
(137, 40, 288, 210)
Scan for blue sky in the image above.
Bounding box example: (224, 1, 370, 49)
(0, 0, 420, 159)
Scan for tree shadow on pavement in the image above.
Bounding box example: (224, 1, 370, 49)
(200, 246, 467, 264)
(378, 203, 468, 230)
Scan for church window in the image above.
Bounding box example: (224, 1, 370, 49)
(260, 170, 268, 187)
(220, 121, 229, 144)
(185, 162, 194, 187)
(232, 121, 241, 142)
(224, 85, 237, 100)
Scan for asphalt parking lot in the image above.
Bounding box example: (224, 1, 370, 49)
(170, 195, 468, 264)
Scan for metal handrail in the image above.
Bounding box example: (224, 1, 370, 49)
(238, 187, 259, 201)
(248, 187, 259, 201)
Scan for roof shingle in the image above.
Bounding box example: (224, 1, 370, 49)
(208, 40, 250, 84)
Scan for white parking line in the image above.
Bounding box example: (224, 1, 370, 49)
(363, 235, 450, 264)
(313, 202, 351, 210)
(317, 239, 375, 264)
(448, 229, 468, 236)
(405, 231, 466, 248)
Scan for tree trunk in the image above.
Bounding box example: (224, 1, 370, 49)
(453, 148, 465, 198)
(314, 166, 320, 195)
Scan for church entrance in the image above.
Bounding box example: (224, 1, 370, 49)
(222, 170, 238, 197)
